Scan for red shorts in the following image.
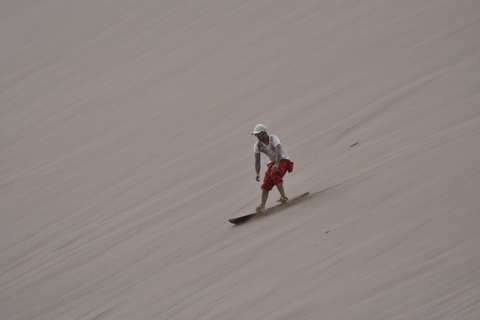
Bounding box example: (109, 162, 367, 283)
(261, 159, 292, 190)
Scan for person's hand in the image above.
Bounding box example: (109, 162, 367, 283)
(255, 174, 260, 182)
(272, 164, 279, 171)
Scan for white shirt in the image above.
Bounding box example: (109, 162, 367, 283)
(254, 134, 289, 163)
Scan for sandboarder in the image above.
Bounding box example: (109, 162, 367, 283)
(252, 124, 293, 213)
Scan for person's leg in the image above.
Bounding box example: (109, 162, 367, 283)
(256, 188, 269, 213)
(276, 182, 285, 198)
(272, 160, 289, 200)
(257, 164, 274, 212)
(261, 188, 269, 206)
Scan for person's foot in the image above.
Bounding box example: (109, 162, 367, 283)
(279, 196, 288, 204)
(256, 204, 266, 214)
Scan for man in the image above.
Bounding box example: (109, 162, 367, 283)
(252, 124, 293, 213)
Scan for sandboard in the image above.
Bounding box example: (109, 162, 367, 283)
(229, 192, 310, 225)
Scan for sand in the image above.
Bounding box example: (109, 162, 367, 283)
(1, 0, 480, 319)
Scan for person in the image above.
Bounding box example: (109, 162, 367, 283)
(252, 124, 293, 213)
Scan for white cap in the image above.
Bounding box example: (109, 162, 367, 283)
(251, 124, 267, 135)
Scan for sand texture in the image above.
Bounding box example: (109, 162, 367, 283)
(1, 1, 480, 319)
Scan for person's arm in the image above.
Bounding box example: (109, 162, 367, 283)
(272, 144, 283, 171)
(255, 153, 261, 181)
(275, 144, 282, 164)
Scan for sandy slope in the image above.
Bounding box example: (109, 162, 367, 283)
(1, 0, 480, 319)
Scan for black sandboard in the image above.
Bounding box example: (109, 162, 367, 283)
(229, 192, 310, 225)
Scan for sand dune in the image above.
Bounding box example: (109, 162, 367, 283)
(1, 1, 480, 319)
